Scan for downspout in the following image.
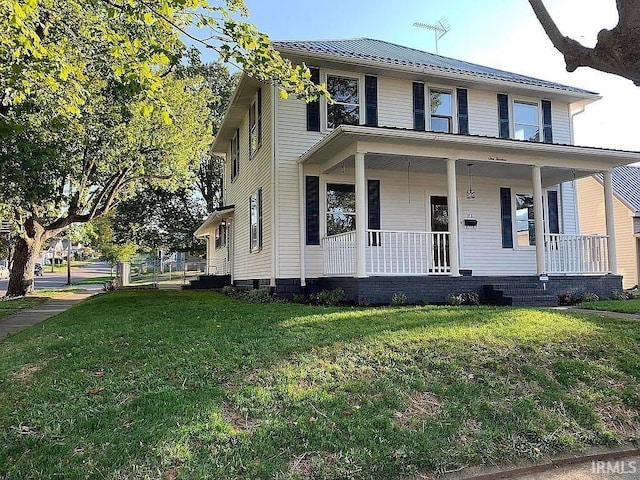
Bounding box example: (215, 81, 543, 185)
(298, 162, 306, 287)
(568, 102, 587, 234)
(270, 86, 278, 287)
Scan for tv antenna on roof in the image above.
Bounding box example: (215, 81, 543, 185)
(413, 18, 451, 54)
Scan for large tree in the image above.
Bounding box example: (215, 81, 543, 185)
(1, 0, 327, 296)
(529, 0, 640, 85)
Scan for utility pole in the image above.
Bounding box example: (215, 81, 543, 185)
(413, 18, 451, 55)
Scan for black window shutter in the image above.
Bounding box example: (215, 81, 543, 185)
(258, 188, 263, 250)
(306, 67, 320, 132)
(368, 179, 381, 246)
(497, 94, 510, 139)
(542, 100, 553, 143)
(257, 88, 263, 145)
(500, 187, 513, 248)
(413, 82, 425, 131)
(548, 190, 559, 234)
(457, 88, 469, 134)
(365, 75, 378, 127)
(305, 176, 320, 245)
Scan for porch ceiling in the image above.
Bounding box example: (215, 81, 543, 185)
(300, 126, 640, 185)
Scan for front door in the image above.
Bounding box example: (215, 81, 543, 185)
(430, 196, 449, 270)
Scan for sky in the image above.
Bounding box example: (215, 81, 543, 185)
(215, 0, 639, 154)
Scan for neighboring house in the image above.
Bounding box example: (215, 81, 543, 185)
(577, 166, 640, 289)
(195, 38, 640, 304)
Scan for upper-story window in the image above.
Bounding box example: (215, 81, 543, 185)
(513, 101, 539, 142)
(230, 129, 239, 182)
(429, 90, 453, 133)
(249, 89, 262, 157)
(326, 75, 360, 128)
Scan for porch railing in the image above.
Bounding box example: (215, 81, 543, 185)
(322, 231, 356, 276)
(544, 234, 609, 274)
(322, 230, 450, 276)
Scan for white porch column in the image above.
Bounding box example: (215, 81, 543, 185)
(355, 152, 367, 277)
(532, 165, 545, 275)
(446, 158, 460, 276)
(603, 170, 618, 274)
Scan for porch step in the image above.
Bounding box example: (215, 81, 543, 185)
(483, 282, 557, 307)
(184, 274, 231, 290)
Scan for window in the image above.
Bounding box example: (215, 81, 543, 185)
(326, 183, 355, 236)
(249, 189, 262, 252)
(249, 89, 262, 157)
(515, 194, 535, 246)
(326, 75, 360, 128)
(430, 90, 453, 133)
(514, 101, 539, 141)
(230, 129, 239, 181)
(215, 222, 226, 249)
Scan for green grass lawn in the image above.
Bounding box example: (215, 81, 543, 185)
(73, 275, 113, 285)
(0, 298, 48, 320)
(578, 299, 640, 314)
(1, 291, 639, 479)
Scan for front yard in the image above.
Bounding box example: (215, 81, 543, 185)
(578, 299, 640, 314)
(1, 290, 639, 479)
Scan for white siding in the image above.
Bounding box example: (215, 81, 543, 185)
(275, 94, 325, 278)
(225, 87, 273, 281)
(468, 89, 499, 137)
(378, 77, 413, 129)
(551, 101, 571, 144)
(560, 181, 578, 235)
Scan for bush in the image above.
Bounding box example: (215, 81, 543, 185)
(103, 279, 120, 292)
(308, 288, 346, 306)
(221, 285, 240, 298)
(291, 293, 305, 304)
(358, 297, 370, 307)
(246, 289, 273, 304)
(580, 292, 600, 303)
(446, 292, 480, 306)
(557, 291, 577, 306)
(611, 290, 631, 300)
(390, 292, 407, 306)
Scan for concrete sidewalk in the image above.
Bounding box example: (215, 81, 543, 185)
(0, 292, 95, 341)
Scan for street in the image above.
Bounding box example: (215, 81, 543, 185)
(0, 261, 112, 296)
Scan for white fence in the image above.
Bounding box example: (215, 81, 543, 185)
(544, 234, 609, 274)
(322, 230, 451, 276)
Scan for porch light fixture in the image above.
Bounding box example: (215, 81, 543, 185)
(466, 163, 476, 200)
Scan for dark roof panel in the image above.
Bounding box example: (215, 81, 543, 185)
(273, 38, 597, 96)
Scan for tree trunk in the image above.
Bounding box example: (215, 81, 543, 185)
(5, 219, 45, 297)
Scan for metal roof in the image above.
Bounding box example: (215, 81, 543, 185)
(273, 38, 598, 96)
(596, 166, 640, 212)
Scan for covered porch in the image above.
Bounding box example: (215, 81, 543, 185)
(299, 126, 633, 281)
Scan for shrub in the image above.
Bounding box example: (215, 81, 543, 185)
(246, 289, 272, 304)
(103, 279, 120, 292)
(291, 293, 305, 304)
(557, 291, 577, 306)
(580, 292, 600, 303)
(308, 288, 346, 306)
(221, 285, 239, 298)
(390, 292, 407, 306)
(447, 292, 479, 306)
(611, 290, 628, 300)
(358, 297, 370, 307)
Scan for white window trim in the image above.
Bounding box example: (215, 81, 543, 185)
(248, 90, 262, 159)
(323, 180, 356, 237)
(428, 87, 456, 134)
(230, 130, 239, 183)
(249, 189, 261, 253)
(512, 98, 542, 142)
(321, 70, 365, 132)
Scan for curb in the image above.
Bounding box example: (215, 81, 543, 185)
(444, 446, 640, 480)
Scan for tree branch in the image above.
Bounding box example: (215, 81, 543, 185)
(528, 0, 640, 85)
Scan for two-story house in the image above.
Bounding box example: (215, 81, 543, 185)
(194, 38, 640, 304)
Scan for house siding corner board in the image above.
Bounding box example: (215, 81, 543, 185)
(225, 86, 273, 281)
